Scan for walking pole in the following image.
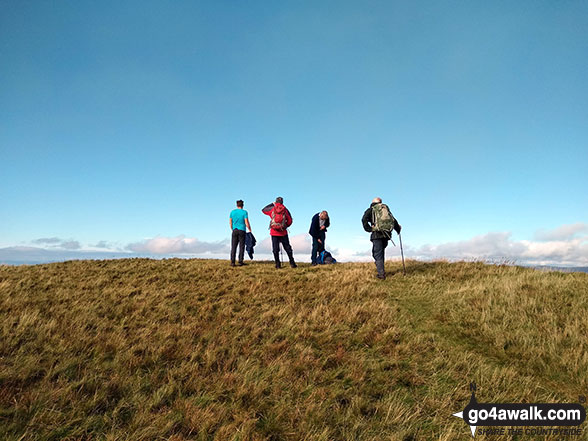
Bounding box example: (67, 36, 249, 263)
(399, 232, 406, 276)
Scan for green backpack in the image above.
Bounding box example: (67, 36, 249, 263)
(372, 203, 396, 233)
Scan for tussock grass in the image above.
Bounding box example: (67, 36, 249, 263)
(0, 259, 586, 440)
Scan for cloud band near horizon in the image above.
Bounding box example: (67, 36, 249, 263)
(2, 223, 586, 266)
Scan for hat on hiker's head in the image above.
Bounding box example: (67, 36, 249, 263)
(372, 197, 382, 204)
(275, 197, 283, 204)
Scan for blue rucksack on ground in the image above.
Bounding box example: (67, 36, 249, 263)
(317, 250, 337, 264)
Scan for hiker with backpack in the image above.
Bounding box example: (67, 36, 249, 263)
(262, 197, 297, 269)
(362, 197, 401, 279)
(229, 199, 252, 267)
(309, 211, 330, 266)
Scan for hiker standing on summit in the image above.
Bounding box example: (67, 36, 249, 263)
(309, 211, 330, 265)
(362, 197, 401, 279)
(262, 197, 297, 269)
(229, 199, 252, 267)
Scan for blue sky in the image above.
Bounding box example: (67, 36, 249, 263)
(1, 1, 587, 265)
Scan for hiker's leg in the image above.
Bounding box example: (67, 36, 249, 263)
(230, 229, 239, 264)
(282, 235, 294, 260)
(237, 230, 246, 264)
(282, 235, 296, 266)
(372, 238, 386, 277)
(271, 236, 281, 266)
(381, 239, 389, 275)
(311, 237, 319, 264)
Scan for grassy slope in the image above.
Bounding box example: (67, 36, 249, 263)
(0, 259, 587, 441)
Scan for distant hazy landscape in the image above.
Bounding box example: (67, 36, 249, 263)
(2, 247, 587, 274)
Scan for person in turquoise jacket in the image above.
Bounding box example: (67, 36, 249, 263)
(230, 199, 252, 266)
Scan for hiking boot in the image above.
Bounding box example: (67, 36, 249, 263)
(230, 262, 236, 267)
(311, 262, 318, 266)
(275, 262, 282, 269)
(290, 262, 297, 268)
(238, 262, 246, 266)
(376, 274, 386, 280)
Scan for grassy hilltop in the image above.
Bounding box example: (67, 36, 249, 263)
(1, 259, 587, 440)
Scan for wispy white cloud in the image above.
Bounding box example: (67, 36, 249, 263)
(61, 240, 82, 250)
(33, 237, 62, 245)
(125, 235, 229, 254)
(289, 234, 312, 254)
(92, 240, 112, 249)
(256, 237, 272, 254)
(534, 223, 588, 242)
(32, 237, 81, 250)
(411, 232, 525, 260)
(256, 233, 312, 254)
(408, 227, 588, 266)
(519, 237, 588, 265)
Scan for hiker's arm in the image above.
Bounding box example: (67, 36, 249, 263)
(309, 214, 319, 237)
(245, 218, 252, 232)
(362, 209, 373, 232)
(318, 229, 326, 243)
(394, 220, 401, 234)
(286, 210, 293, 228)
(262, 203, 274, 215)
(229, 218, 233, 230)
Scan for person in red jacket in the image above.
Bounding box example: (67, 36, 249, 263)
(262, 196, 297, 269)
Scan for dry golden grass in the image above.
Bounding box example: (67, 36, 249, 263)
(0, 259, 587, 440)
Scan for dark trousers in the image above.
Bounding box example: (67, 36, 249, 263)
(271, 235, 295, 264)
(311, 235, 325, 264)
(371, 238, 388, 276)
(231, 229, 246, 264)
